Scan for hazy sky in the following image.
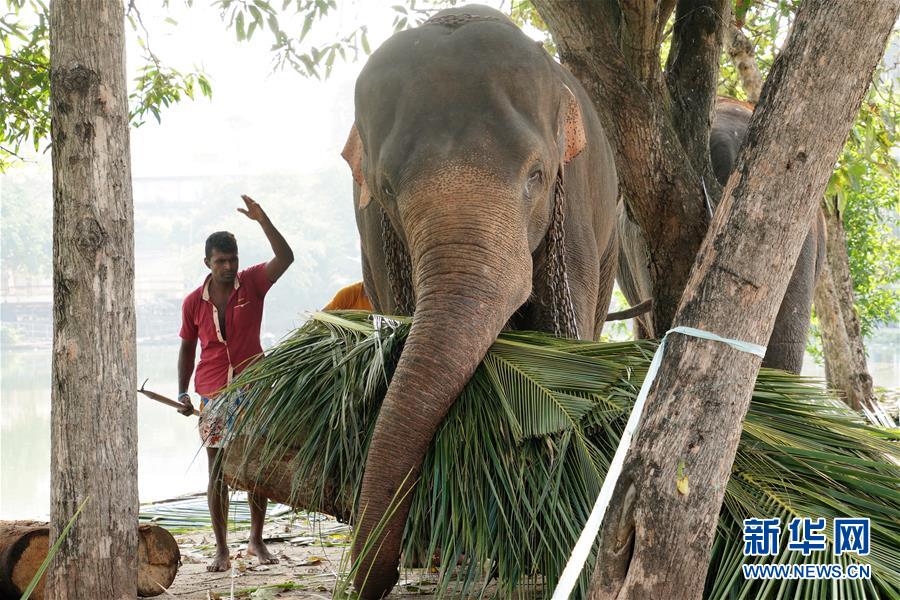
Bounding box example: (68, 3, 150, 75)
(125, 0, 511, 179)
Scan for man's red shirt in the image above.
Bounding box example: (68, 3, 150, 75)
(180, 263, 272, 396)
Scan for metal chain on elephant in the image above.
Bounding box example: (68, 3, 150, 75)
(381, 209, 415, 315)
(546, 170, 580, 339)
(378, 181, 576, 335)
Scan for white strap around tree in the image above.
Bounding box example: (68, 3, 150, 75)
(550, 326, 767, 600)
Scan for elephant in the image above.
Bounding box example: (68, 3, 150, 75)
(617, 97, 826, 373)
(339, 5, 618, 597)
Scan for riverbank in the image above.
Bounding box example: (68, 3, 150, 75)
(142, 494, 440, 599)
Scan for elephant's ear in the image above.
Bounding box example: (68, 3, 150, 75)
(562, 85, 586, 164)
(341, 123, 372, 209)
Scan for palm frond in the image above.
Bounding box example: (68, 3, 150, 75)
(225, 312, 900, 599)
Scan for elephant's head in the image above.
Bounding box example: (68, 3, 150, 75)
(341, 6, 589, 597)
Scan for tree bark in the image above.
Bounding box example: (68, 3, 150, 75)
(589, 1, 899, 598)
(534, 0, 728, 335)
(726, 24, 763, 104)
(0, 523, 179, 599)
(813, 198, 881, 415)
(48, 2, 138, 598)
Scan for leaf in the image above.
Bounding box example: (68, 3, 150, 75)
(300, 14, 312, 42)
(253, 0, 273, 14)
(360, 29, 370, 54)
(734, 0, 753, 27)
(676, 460, 690, 496)
(226, 313, 900, 599)
(235, 11, 245, 41)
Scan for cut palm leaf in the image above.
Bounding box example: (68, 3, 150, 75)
(223, 312, 899, 599)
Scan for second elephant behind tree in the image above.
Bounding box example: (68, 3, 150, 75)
(617, 98, 826, 373)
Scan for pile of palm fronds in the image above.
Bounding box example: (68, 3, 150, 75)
(225, 311, 900, 599)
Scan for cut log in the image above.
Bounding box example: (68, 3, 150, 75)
(222, 436, 351, 523)
(0, 522, 179, 599)
(0, 521, 47, 600)
(137, 525, 180, 597)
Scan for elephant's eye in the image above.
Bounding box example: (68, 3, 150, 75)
(525, 169, 544, 197)
(381, 183, 395, 199)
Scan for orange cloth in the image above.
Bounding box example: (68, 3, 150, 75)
(323, 281, 373, 311)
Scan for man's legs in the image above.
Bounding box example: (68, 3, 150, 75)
(206, 447, 231, 572)
(247, 491, 278, 564)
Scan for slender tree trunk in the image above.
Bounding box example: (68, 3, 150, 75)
(726, 24, 763, 104)
(48, 2, 138, 598)
(813, 198, 881, 414)
(589, 1, 899, 598)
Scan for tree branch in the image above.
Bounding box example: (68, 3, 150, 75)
(726, 23, 763, 103)
(535, 0, 714, 332)
(655, 0, 678, 44)
(665, 0, 729, 182)
(620, 0, 664, 85)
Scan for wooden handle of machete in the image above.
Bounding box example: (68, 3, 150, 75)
(138, 379, 200, 416)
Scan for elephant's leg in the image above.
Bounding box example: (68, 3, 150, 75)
(763, 223, 820, 373)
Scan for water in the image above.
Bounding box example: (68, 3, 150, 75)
(1, 342, 209, 520)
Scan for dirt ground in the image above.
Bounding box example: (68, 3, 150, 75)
(161, 512, 440, 599)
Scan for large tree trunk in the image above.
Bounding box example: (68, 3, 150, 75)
(813, 197, 882, 416)
(0, 523, 179, 599)
(48, 2, 138, 598)
(534, 0, 727, 334)
(587, 1, 899, 598)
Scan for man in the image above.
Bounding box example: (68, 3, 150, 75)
(323, 280, 373, 311)
(177, 194, 293, 572)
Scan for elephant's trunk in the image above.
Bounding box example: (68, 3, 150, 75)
(352, 197, 530, 598)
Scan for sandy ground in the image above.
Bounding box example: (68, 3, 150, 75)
(161, 512, 440, 599)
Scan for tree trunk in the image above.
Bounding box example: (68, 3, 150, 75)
(589, 1, 899, 598)
(48, 3, 138, 598)
(0, 523, 180, 599)
(534, 0, 727, 334)
(813, 198, 882, 415)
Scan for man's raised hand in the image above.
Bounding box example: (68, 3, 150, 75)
(238, 194, 267, 222)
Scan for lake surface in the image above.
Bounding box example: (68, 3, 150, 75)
(1, 342, 209, 520)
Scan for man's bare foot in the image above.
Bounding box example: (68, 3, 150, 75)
(207, 550, 231, 572)
(247, 541, 279, 565)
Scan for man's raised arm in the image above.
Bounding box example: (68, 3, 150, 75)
(238, 194, 294, 282)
